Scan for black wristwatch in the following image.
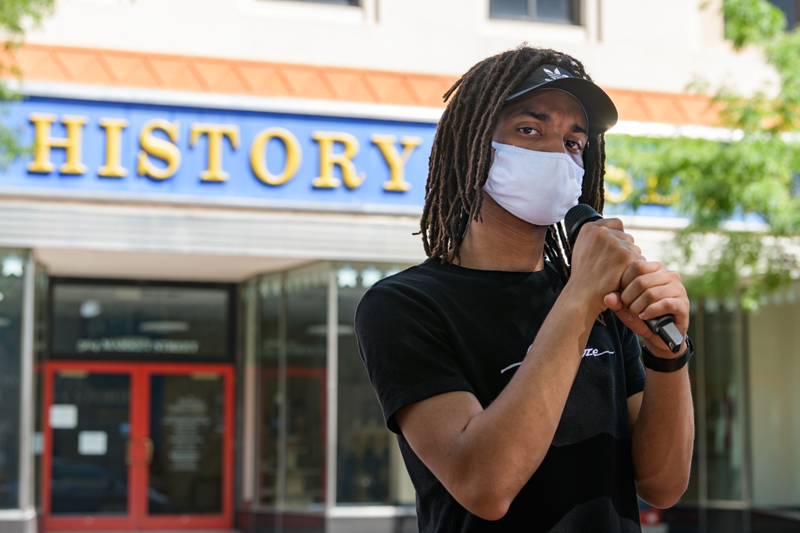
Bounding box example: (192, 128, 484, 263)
(641, 337, 693, 372)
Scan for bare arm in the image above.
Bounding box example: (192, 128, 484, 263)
(611, 262, 694, 508)
(395, 218, 643, 520)
(627, 367, 693, 508)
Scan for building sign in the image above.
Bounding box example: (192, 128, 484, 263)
(0, 96, 437, 212)
(1, 95, 685, 217)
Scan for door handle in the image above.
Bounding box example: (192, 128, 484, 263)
(125, 438, 153, 466)
(144, 438, 154, 465)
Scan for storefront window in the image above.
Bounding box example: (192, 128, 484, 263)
(681, 302, 700, 503)
(335, 263, 415, 506)
(701, 298, 746, 502)
(247, 262, 416, 512)
(51, 281, 233, 360)
(283, 267, 327, 506)
(0, 249, 27, 509)
(255, 266, 328, 508)
(34, 267, 48, 508)
(748, 285, 800, 509)
(256, 275, 281, 506)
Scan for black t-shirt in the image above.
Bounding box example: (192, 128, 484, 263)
(355, 258, 646, 532)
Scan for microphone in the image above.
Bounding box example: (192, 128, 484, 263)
(564, 204, 684, 353)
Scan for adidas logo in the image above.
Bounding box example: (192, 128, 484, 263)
(544, 67, 570, 81)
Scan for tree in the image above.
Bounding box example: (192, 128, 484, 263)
(0, 0, 55, 168)
(605, 0, 800, 311)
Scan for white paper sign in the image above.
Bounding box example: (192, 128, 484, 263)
(32, 432, 43, 455)
(49, 404, 78, 429)
(78, 431, 108, 455)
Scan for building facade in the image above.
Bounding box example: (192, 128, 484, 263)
(0, 0, 798, 532)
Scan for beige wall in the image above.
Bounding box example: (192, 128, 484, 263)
(748, 288, 800, 507)
(27, 0, 776, 95)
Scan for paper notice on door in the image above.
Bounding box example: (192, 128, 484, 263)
(49, 404, 78, 429)
(78, 431, 108, 455)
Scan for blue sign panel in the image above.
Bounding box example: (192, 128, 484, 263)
(0, 96, 438, 212)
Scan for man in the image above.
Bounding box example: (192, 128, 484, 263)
(355, 45, 694, 532)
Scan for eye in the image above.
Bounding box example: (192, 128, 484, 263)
(518, 126, 538, 135)
(565, 139, 583, 152)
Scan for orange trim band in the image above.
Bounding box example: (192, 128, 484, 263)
(3, 43, 718, 126)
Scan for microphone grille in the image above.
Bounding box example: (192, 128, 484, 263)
(565, 204, 602, 241)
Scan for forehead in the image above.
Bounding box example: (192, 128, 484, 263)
(499, 88, 587, 127)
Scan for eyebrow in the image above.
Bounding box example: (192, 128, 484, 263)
(510, 109, 588, 136)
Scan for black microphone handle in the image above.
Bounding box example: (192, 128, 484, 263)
(564, 204, 684, 353)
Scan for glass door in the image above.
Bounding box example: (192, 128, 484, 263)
(42, 363, 140, 531)
(42, 362, 233, 531)
(141, 364, 234, 529)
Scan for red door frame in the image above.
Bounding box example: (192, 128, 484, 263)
(41, 360, 235, 532)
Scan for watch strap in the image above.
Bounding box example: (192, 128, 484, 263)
(641, 337, 693, 373)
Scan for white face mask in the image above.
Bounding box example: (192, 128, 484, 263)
(483, 141, 584, 226)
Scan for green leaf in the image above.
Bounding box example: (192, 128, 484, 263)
(0, 0, 55, 167)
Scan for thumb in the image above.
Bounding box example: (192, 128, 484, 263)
(604, 292, 623, 312)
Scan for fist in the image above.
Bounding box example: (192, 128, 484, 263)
(569, 218, 644, 306)
(604, 260, 690, 357)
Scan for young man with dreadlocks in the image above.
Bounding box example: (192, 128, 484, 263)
(355, 45, 693, 532)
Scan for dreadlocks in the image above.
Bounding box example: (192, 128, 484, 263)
(419, 45, 607, 283)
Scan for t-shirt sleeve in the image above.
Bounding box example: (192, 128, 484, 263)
(354, 280, 475, 434)
(617, 315, 646, 397)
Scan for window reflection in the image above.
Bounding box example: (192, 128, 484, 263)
(489, 0, 580, 24)
(681, 303, 700, 503)
(256, 266, 328, 508)
(249, 262, 414, 509)
(747, 286, 800, 509)
(148, 374, 224, 514)
(338, 279, 389, 503)
(256, 277, 280, 506)
(335, 263, 415, 505)
(284, 268, 327, 506)
(0, 249, 26, 509)
(51, 282, 231, 360)
(50, 373, 129, 514)
(702, 299, 745, 501)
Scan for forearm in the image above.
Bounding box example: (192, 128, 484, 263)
(631, 365, 694, 508)
(445, 285, 599, 515)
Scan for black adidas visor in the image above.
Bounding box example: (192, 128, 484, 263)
(506, 64, 618, 137)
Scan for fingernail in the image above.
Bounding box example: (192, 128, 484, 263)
(639, 312, 646, 319)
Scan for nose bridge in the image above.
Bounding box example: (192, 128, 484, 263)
(538, 130, 567, 154)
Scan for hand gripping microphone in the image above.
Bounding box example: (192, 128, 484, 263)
(564, 204, 684, 353)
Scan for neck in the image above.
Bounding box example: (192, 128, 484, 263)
(454, 194, 548, 272)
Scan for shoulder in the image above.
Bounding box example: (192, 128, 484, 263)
(355, 260, 442, 334)
(356, 260, 450, 316)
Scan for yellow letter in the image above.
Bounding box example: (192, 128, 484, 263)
(312, 131, 364, 189)
(137, 119, 181, 180)
(98, 118, 129, 178)
(250, 127, 301, 186)
(189, 123, 240, 182)
(640, 175, 679, 205)
(27, 114, 89, 174)
(603, 165, 633, 204)
(371, 134, 422, 192)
